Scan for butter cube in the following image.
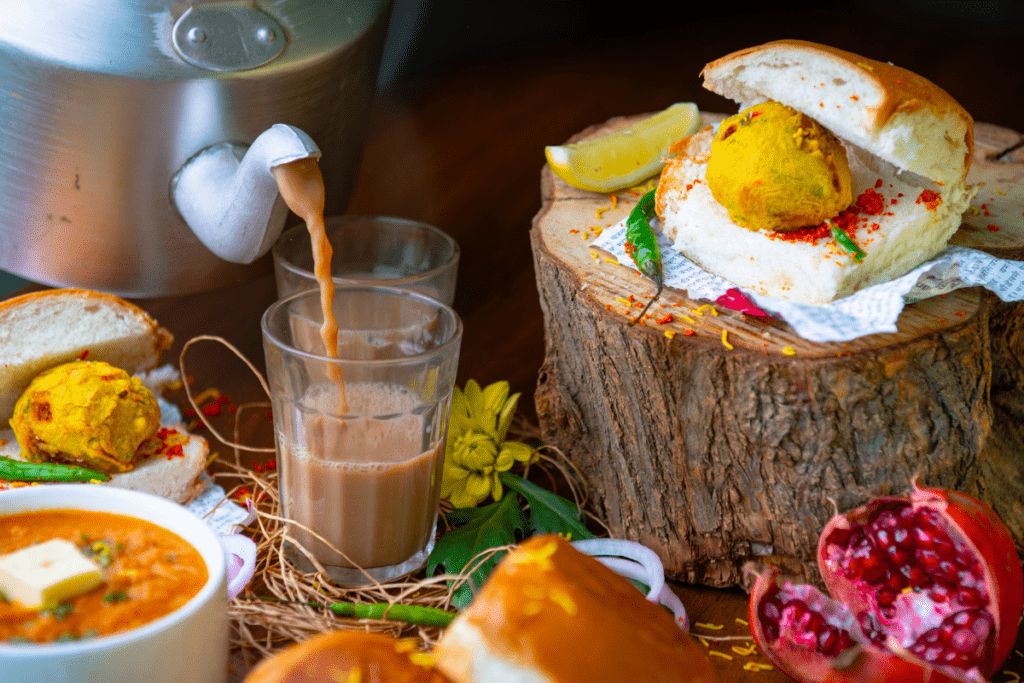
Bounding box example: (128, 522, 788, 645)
(0, 539, 103, 609)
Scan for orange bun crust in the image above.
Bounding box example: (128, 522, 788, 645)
(433, 535, 718, 683)
(244, 631, 454, 683)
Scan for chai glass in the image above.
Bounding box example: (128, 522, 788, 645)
(272, 215, 460, 305)
(261, 286, 462, 585)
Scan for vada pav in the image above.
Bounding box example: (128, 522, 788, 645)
(0, 288, 208, 503)
(656, 40, 975, 305)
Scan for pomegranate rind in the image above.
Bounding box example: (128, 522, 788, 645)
(816, 482, 1023, 678)
(748, 569, 964, 683)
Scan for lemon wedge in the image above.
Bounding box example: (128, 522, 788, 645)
(545, 102, 701, 193)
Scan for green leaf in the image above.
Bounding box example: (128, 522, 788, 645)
(427, 495, 527, 609)
(499, 472, 594, 541)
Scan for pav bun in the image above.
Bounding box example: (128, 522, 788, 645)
(244, 631, 453, 683)
(701, 39, 973, 188)
(656, 40, 976, 305)
(0, 288, 207, 503)
(432, 535, 718, 683)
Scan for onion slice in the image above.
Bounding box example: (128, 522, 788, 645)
(571, 538, 688, 630)
(218, 533, 258, 601)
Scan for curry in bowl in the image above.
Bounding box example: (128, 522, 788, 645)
(0, 509, 208, 643)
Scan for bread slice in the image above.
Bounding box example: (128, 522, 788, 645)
(0, 288, 206, 503)
(0, 289, 172, 421)
(655, 40, 976, 305)
(432, 535, 717, 683)
(0, 425, 208, 505)
(656, 127, 975, 304)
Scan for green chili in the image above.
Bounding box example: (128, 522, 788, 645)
(830, 222, 866, 262)
(624, 189, 664, 325)
(0, 456, 110, 483)
(257, 596, 456, 628)
(327, 601, 455, 627)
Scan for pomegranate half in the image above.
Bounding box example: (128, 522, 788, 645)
(749, 482, 1023, 683)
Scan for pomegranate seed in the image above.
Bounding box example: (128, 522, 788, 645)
(930, 584, 951, 602)
(805, 612, 824, 634)
(916, 548, 941, 570)
(950, 626, 980, 655)
(956, 588, 983, 607)
(953, 550, 975, 570)
(885, 573, 905, 592)
(858, 611, 886, 645)
(874, 509, 899, 526)
(893, 526, 913, 548)
(887, 545, 911, 565)
(819, 628, 837, 654)
(862, 554, 888, 582)
(913, 527, 936, 550)
(876, 591, 897, 609)
(934, 560, 958, 583)
(828, 528, 851, 547)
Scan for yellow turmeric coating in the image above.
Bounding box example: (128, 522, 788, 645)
(10, 361, 160, 474)
(705, 101, 853, 232)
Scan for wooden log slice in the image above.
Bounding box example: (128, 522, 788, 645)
(530, 112, 1024, 589)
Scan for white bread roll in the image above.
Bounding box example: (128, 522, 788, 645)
(0, 288, 207, 503)
(432, 535, 717, 683)
(656, 40, 976, 305)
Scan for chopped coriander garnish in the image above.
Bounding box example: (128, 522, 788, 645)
(103, 591, 129, 604)
(47, 604, 74, 621)
(83, 540, 114, 567)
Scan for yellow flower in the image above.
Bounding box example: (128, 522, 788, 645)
(441, 380, 537, 508)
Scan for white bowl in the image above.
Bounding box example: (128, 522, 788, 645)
(0, 485, 229, 683)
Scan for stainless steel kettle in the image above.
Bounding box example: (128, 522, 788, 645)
(0, 0, 391, 296)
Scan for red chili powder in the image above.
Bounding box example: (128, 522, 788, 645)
(856, 188, 885, 215)
(916, 190, 942, 211)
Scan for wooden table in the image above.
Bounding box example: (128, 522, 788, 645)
(7, 3, 1024, 680)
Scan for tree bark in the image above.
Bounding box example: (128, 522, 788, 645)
(531, 114, 1024, 589)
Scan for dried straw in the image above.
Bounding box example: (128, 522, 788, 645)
(206, 402, 592, 669)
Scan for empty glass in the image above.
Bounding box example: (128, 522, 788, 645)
(272, 215, 459, 305)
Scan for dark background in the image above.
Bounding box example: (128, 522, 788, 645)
(379, 0, 1024, 130)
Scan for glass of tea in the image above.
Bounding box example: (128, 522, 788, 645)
(272, 215, 460, 306)
(261, 286, 462, 585)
